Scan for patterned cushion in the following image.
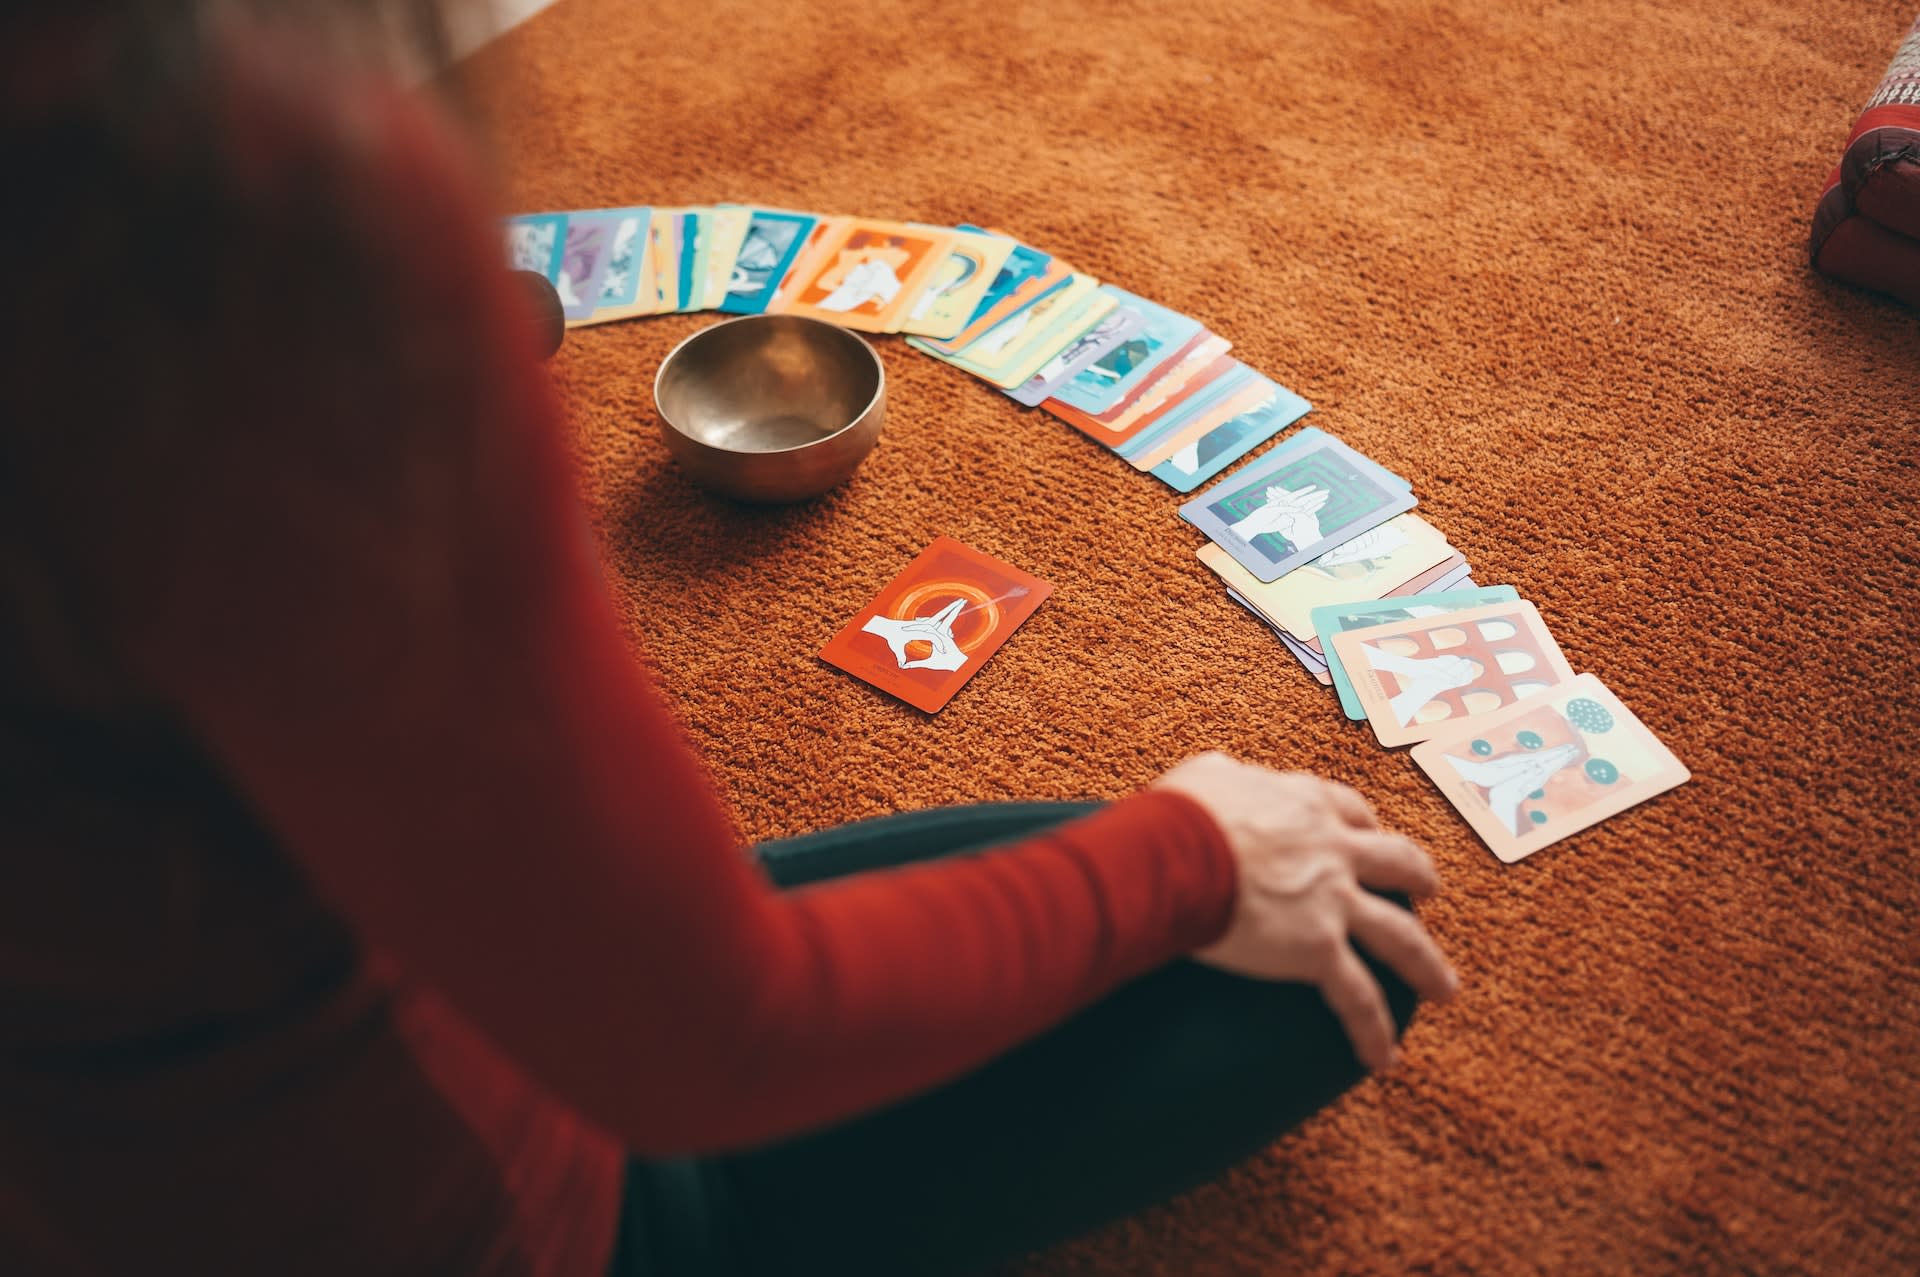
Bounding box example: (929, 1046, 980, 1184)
(1811, 16, 1920, 306)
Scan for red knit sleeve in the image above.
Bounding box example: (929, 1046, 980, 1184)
(69, 57, 1238, 1153)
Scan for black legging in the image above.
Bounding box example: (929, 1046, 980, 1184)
(607, 802, 1419, 1277)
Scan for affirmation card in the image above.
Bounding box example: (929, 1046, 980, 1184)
(1043, 331, 1229, 444)
(819, 537, 1053, 713)
(1329, 600, 1577, 747)
(1411, 673, 1690, 863)
(1116, 362, 1262, 466)
(1180, 432, 1416, 583)
(1006, 300, 1147, 406)
(912, 240, 1069, 354)
(1197, 512, 1456, 641)
(718, 209, 820, 314)
(899, 227, 1020, 339)
(505, 212, 567, 282)
(1148, 385, 1312, 491)
(1314, 585, 1522, 720)
(579, 207, 656, 323)
(942, 276, 1108, 387)
(1046, 288, 1206, 416)
(697, 206, 754, 309)
(776, 218, 956, 333)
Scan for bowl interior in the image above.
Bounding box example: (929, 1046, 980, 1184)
(655, 316, 882, 454)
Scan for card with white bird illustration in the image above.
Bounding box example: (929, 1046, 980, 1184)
(1329, 600, 1577, 747)
(819, 537, 1053, 713)
(1180, 432, 1417, 583)
(1411, 673, 1689, 863)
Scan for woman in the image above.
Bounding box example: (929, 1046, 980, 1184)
(0, 3, 1457, 1274)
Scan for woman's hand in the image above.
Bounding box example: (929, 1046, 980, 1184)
(1152, 752, 1458, 1071)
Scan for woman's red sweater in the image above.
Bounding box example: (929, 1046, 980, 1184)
(0, 24, 1237, 1275)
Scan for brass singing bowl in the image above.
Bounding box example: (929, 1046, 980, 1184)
(652, 315, 886, 503)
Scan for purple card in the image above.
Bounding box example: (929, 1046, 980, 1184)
(1181, 432, 1417, 583)
(557, 218, 619, 319)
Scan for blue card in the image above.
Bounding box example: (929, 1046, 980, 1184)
(1115, 362, 1259, 463)
(1314, 586, 1522, 719)
(719, 210, 818, 314)
(1051, 287, 1204, 416)
(675, 210, 704, 313)
(505, 213, 567, 283)
(1149, 380, 1313, 492)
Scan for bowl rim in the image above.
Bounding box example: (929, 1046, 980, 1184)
(652, 313, 886, 457)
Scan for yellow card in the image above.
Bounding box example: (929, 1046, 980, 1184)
(897, 228, 1020, 339)
(1196, 513, 1455, 640)
(698, 207, 754, 310)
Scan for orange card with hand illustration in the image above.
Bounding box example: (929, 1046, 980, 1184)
(775, 218, 955, 333)
(820, 537, 1052, 713)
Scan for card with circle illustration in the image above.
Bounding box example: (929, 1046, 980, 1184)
(1328, 600, 1577, 747)
(1411, 673, 1690, 863)
(819, 537, 1053, 713)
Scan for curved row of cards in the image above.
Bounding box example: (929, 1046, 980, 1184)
(507, 201, 1689, 863)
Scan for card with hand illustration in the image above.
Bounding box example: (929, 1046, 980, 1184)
(1329, 600, 1577, 747)
(1196, 512, 1455, 641)
(898, 227, 1020, 339)
(819, 537, 1053, 713)
(775, 218, 956, 332)
(1313, 585, 1523, 720)
(1411, 673, 1689, 863)
(1181, 432, 1416, 583)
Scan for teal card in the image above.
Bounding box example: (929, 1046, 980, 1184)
(1315, 586, 1523, 720)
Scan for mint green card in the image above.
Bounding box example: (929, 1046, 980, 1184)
(1315, 586, 1522, 721)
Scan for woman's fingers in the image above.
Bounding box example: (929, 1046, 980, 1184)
(1340, 828, 1439, 897)
(1316, 779, 1379, 831)
(1348, 889, 1458, 1005)
(1318, 945, 1399, 1073)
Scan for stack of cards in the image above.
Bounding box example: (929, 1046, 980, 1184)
(504, 204, 1318, 493)
(1177, 421, 1688, 861)
(510, 201, 1688, 860)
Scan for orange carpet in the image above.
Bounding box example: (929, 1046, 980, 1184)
(452, 1, 1920, 1272)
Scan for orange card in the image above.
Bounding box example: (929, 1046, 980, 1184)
(1329, 601, 1578, 747)
(1412, 674, 1690, 863)
(774, 218, 955, 333)
(820, 537, 1053, 713)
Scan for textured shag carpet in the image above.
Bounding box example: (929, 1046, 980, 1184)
(452, 1, 1920, 1272)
